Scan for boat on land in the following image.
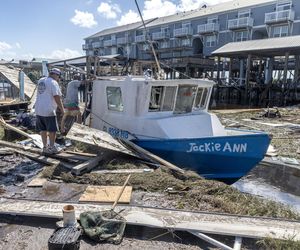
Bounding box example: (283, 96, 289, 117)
(90, 76, 270, 183)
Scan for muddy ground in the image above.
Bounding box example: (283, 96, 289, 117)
(0, 107, 300, 249)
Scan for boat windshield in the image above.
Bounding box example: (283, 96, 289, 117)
(174, 85, 197, 113)
(149, 84, 209, 113)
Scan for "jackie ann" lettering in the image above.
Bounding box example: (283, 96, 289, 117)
(187, 142, 247, 153)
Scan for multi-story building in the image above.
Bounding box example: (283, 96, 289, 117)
(84, 0, 299, 58)
(83, 0, 299, 78)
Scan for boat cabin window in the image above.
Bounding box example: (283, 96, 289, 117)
(194, 87, 209, 109)
(106, 87, 124, 112)
(149, 86, 176, 111)
(174, 85, 197, 113)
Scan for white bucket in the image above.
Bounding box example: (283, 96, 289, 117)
(62, 205, 76, 227)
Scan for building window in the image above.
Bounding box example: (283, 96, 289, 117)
(181, 38, 191, 46)
(207, 17, 218, 24)
(106, 87, 123, 112)
(160, 41, 170, 49)
(273, 25, 289, 37)
(276, 1, 292, 11)
(235, 31, 248, 42)
(238, 10, 251, 18)
(206, 35, 217, 47)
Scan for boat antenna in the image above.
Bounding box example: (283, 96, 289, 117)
(134, 0, 163, 79)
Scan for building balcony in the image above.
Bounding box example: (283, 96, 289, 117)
(228, 17, 254, 30)
(265, 9, 295, 24)
(103, 40, 116, 47)
(91, 42, 102, 49)
(152, 32, 169, 40)
(135, 35, 147, 43)
(173, 27, 193, 37)
(116, 37, 128, 45)
(198, 23, 220, 34)
(82, 44, 90, 50)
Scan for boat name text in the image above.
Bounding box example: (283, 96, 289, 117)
(187, 142, 247, 153)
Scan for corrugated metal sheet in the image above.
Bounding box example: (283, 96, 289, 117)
(212, 35, 300, 56)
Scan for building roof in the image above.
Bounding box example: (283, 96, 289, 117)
(85, 0, 276, 39)
(85, 19, 157, 39)
(212, 35, 300, 57)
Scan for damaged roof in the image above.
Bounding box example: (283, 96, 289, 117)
(0, 65, 36, 100)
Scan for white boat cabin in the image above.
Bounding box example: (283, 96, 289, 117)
(91, 76, 226, 140)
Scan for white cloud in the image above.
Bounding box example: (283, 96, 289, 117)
(117, 10, 140, 26)
(0, 41, 12, 53)
(48, 48, 83, 60)
(70, 9, 97, 28)
(117, 0, 232, 26)
(97, 2, 121, 19)
(143, 0, 177, 19)
(15, 42, 21, 49)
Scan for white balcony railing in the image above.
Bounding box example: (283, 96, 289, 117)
(103, 40, 116, 47)
(197, 23, 220, 34)
(173, 27, 193, 37)
(265, 9, 295, 24)
(152, 31, 169, 40)
(92, 42, 102, 48)
(228, 17, 254, 30)
(135, 35, 146, 43)
(116, 37, 128, 45)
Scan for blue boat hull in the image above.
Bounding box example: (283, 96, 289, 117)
(132, 131, 270, 183)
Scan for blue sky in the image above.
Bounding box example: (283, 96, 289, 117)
(0, 0, 228, 61)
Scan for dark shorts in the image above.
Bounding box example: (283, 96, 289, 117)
(36, 116, 59, 132)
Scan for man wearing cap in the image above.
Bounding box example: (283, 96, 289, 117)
(35, 68, 64, 154)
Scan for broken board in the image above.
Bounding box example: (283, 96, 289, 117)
(79, 185, 132, 203)
(27, 177, 47, 187)
(66, 123, 137, 157)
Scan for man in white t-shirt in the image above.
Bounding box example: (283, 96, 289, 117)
(35, 68, 64, 154)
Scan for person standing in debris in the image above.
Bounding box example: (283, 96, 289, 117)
(35, 68, 64, 154)
(60, 74, 84, 134)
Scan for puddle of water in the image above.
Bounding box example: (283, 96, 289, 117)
(233, 178, 300, 213)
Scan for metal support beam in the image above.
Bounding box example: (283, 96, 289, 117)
(283, 52, 289, 85)
(217, 56, 221, 84)
(239, 59, 244, 85)
(245, 54, 252, 104)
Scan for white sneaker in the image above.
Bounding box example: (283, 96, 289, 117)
(48, 145, 61, 154)
(43, 145, 60, 155)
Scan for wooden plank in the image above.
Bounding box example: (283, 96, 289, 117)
(0, 140, 89, 162)
(28, 177, 47, 187)
(79, 185, 132, 203)
(1, 198, 300, 241)
(9, 148, 74, 170)
(71, 155, 102, 175)
(120, 139, 185, 175)
(92, 169, 154, 174)
(66, 123, 136, 157)
(65, 150, 97, 157)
